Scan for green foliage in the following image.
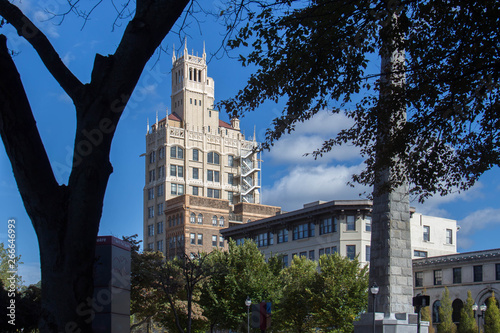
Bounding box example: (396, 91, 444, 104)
(221, 0, 500, 201)
(484, 292, 500, 333)
(422, 305, 435, 333)
(458, 291, 477, 333)
(438, 287, 457, 333)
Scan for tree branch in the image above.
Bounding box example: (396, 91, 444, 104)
(0, 0, 83, 101)
(0, 34, 61, 228)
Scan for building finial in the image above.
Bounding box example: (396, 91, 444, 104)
(203, 41, 206, 61)
(184, 37, 187, 56)
(156, 111, 158, 128)
(253, 125, 256, 142)
(146, 118, 150, 134)
(172, 43, 176, 64)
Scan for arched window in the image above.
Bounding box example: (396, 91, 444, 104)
(207, 152, 220, 165)
(190, 213, 196, 224)
(433, 300, 441, 323)
(198, 214, 203, 224)
(168, 217, 171, 227)
(452, 299, 463, 323)
(212, 215, 217, 226)
(170, 146, 184, 159)
(219, 216, 225, 227)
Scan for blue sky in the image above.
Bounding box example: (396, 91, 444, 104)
(1, 1, 500, 285)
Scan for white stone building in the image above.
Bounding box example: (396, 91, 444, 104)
(221, 199, 458, 266)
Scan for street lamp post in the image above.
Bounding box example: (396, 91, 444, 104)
(479, 304, 487, 333)
(245, 296, 252, 333)
(472, 303, 478, 333)
(370, 282, 379, 333)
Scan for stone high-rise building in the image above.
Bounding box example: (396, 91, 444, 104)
(143, 43, 280, 257)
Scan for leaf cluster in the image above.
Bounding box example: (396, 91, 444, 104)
(220, 0, 500, 202)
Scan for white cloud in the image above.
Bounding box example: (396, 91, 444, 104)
(265, 111, 362, 165)
(33, 11, 60, 38)
(262, 163, 370, 211)
(62, 52, 75, 66)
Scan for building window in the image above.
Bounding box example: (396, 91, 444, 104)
(219, 236, 224, 247)
(170, 165, 183, 177)
(148, 188, 154, 200)
(366, 245, 371, 262)
(148, 206, 154, 218)
(157, 221, 163, 234)
(433, 300, 441, 323)
(278, 229, 288, 243)
(212, 216, 217, 226)
(346, 245, 356, 260)
(415, 271, 423, 287)
(228, 155, 234, 167)
(171, 183, 184, 195)
(158, 165, 165, 179)
(320, 218, 333, 235)
(299, 251, 307, 258)
(193, 149, 199, 161)
(332, 246, 337, 254)
(423, 226, 430, 242)
(207, 152, 220, 165)
(147, 243, 154, 251)
(197, 214, 203, 224)
(282, 254, 289, 268)
(292, 223, 315, 240)
(159, 146, 165, 159)
(346, 215, 356, 231)
(446, 229, 453, 244)
(212, 235, 217, 247)
(157, 203, 164, 216)
(198, 234, 203, 245)
(148, 224, 154, 237)
(192, 167, 199, 179)
(453, 267, 462, 284)
(157, 184, 164, 197)
(228, 173, 234, 185)
(309, 250, 315, 260)
(319, 248, 325, 256)
(207, 188, 221, 198)
(365, 216, 372, 232)
(257, 233, 270, 247)
(207, 170, 220, 182)
(219, 216, 224, 227)
(190, 213, 196, 224)
(157, 240, 163, 252)
(149, 170, 155, 183)
(228, 192, 234, 204)
(434, 270, 443, 285)
(496, 264, 500, 281)
(170, 146, 184, 159)
(149, 151, 156, 164)
(414, 250, 428, 258)
(473, 265, 483, 282)
(192, 186, 199, 196)
(190, 233, 195, 245)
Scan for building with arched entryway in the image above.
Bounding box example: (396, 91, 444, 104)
(413, 248, 500, 331)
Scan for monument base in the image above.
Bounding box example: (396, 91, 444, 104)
(354, 312, 429, 333)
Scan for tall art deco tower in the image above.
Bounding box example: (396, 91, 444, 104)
(143, 42, 279, 258)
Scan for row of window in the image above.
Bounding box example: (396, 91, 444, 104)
(235, 216, 370, 245)
(147, 182, 235, 201)
(149, 147, 236, 166)
(415, 263, 500, 287)
(422, 225, 454, 245)
(188, 213, 225, 227)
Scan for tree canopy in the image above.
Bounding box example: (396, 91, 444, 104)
(220, 0, 500, 201)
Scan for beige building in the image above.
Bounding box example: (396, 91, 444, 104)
(143, 43, 279, 256)
(413, 249, 500, 330)
(221, 200, 458, 266)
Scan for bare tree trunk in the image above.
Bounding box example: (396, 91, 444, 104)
(0, 1, 189, 331)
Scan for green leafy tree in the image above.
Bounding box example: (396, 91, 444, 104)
(313, 253, 368, 332)
(0, 1, 189, 330)
(220, 0, 500, 201)
(484, 292, 500, 333)
(422, 305, 435, 333)
(438, 287, 457, 333)
(0, 242, 22, 288)
(273, 255, 318, 333)
(458, 291, 477, 333)
(200, 240, 280, 332)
